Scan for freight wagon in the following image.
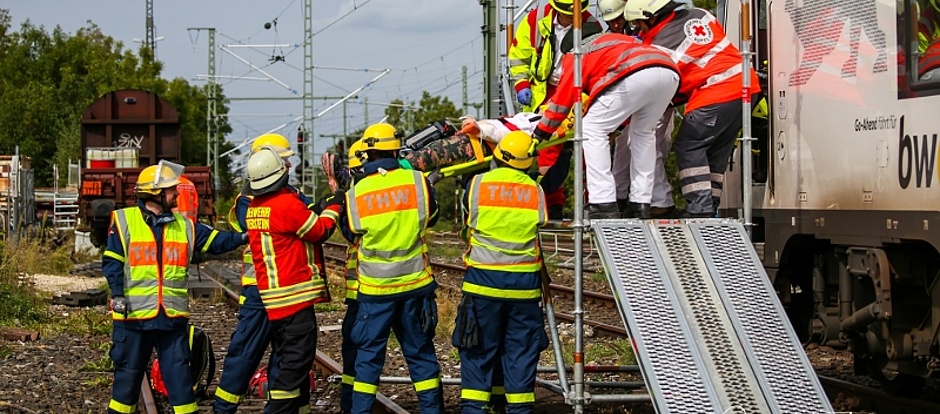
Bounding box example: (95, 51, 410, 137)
(78, 89, 214, 246)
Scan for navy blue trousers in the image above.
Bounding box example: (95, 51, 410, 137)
(340, 299, 360, 413)
(453, 296, 547, 414)
(350, 293, 442, 414)
(109, 323, 196, 414)
(213, 285, 279, 413)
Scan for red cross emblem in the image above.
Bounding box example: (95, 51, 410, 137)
(693, 25, 706, 36)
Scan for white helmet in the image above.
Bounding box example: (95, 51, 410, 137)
(247, 145, 288, 194)
(597, 0, 627, 22)
(623, 0, 674, 21)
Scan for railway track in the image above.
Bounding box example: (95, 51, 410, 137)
(196, 264, 410, 414)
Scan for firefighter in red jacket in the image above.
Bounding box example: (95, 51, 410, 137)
(625, 0, 761, 217)
(532, 33, 680, 219)
(244, 146, 343, 414)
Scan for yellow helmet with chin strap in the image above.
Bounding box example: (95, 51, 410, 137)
(495, 131, 537, 170)
(361, 123, 401, 151)
(251, 133, 295, 157)
(136, 160, 184, 196)
(348, 139, 366, 169)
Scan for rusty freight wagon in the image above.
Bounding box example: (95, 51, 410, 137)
(79, 89, 214, 246)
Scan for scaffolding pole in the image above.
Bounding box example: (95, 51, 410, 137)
(740, 0, 755, 237)
(571, 0, 586, 412)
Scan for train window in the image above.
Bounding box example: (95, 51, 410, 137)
(899, 0, 940, 97)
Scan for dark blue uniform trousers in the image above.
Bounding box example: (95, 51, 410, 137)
(109, 323, 196, 414)
(454, 296, 547, 414)
(268, 306, 317, 414)
(213, 285, 279, 414)
(350, 293, 442, 414)
(340, 299, 360, 413)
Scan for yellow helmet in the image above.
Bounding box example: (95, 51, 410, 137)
(251, 133, 295, 157)
(494, 131, 536, 170)
(550, 0, 590, 15)
(361, 123, 401, 151)
(136, 160, 184, 196)
(348, 140, 366, 169)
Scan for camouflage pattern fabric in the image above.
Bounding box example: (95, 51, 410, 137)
(401, 133, 490, 172)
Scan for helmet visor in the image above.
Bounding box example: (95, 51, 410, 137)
(153, 160, 185, 189)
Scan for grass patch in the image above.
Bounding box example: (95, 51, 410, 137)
(82, 375, 112, 388)
(78, 355, 114, 372)
(0, 344, 11, 359)
(315, 302, 343, 312)
(0, 241, 82, 328)
(435, 290, 460, 340)
(44, 308, 112, 337)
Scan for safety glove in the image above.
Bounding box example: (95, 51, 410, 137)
(516, 88, 532, 106)
(111, 296, 130, 319)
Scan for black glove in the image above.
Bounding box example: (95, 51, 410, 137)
(532, 127, 552, 142)
(323, 191, 345, 209)
(562, 138, 574, 153)
(111, 296, 130, 318)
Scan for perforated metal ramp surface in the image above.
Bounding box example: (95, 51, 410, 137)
(592, 219, 833, 414)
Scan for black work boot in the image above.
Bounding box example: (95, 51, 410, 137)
(588, 202, 621, 220)
(629, 202, 651, 219)
(616, 199, 630, 218)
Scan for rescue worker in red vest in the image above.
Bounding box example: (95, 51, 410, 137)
(103, 161, 247, 414)
(532, 33, 680, 219)
(454, 131, 549, 414)
(624, 0, 761, 217)
(341, 123, 443, 414)
(214, 133, 318, 414)
(598, 0, 679, 218)
(244, 145, 342, 414)
(338, 140, 366, 414)
(918, 0, 940, 81)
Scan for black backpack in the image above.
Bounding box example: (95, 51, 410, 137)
(150, 324, 216, 398)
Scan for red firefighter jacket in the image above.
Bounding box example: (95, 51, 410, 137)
(246, 188, 340, 320)
(641, 8, 761, 113)
(535, 33, 679, 137)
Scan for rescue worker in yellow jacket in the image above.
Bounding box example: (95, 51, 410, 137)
(103, 161, 247, 414)
(509, 0, 602, 111)
(455, 131, 549, 414)
(341, 123, 443, 414)
(337, 140, 366, 414)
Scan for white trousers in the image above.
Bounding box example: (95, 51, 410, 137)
(612, 106, 676, 207)
(582, 67, 679, 204)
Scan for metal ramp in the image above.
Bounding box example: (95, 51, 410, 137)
(592, 219, 833, 414)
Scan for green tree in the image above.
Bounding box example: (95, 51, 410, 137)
(0, 9, 234, 198)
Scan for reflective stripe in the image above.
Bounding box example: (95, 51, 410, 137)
(298, 404, 311, 414)
(712, 188, 723, 197)
(342, 374, 355, 385)
(201, 229, 219, 253)
(681, 181, 712, 194)
(678, 166, 710, 180)
(296, 213, 318, 238)
(353, 381, 378, 395)
(172, 402, 199, 414)
(108, 399, 136, 413)
(473, 233, 535, 252)
(467, 245, 541, 266)
(103, 250, 125, 262)
(506, 392, 536, 403)
(702, 65, 742, 89)
(710, 172, 724, 183)
(359, 242, 421, 259)
(461, 388, 491, 402)
(357, 257, 427, 278)
(269, 388, 300, 399)
(260, 233, 278, 289)
(462, 281, 541, 300)
(413, 377, 440, 392)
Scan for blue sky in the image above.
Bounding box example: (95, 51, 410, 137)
(5, 0, 496, 160)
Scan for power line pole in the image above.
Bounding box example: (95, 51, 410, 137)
(145, 0, 155, 55)
(189, 27, 219, 194)
(301, 0, 315, 196)
(462, 65, 483, 118)
(481, 0, 501, 118)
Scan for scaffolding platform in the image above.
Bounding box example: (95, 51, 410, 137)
(592, 218, 832, 414)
